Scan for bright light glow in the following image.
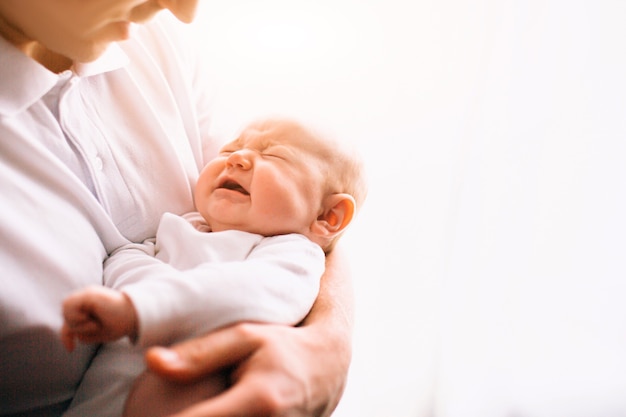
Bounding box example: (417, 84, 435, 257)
(191, 2, 626, 417)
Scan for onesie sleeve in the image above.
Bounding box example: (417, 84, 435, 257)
(115, 233, 325, 347)
(102, 240, 157, 286)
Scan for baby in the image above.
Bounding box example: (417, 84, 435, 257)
(60, 117, 367, 417)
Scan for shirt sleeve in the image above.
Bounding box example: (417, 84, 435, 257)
(105, 232, 325, 347)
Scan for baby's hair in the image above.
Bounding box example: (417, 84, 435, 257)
(316, 132, 367, 253)
(307, 125, 368, 214)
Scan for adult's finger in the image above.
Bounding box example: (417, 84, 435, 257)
(169, 375, 286, 417)
(145, 323, 264, 382)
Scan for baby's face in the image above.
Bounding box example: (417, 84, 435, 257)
(195, 120, 326, 236)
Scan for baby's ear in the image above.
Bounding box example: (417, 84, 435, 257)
(310, 193, 356, 240)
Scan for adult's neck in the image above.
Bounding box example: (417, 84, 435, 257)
(0, 15, 72, 73)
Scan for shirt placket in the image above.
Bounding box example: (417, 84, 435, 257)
(57, 75, 111, 213)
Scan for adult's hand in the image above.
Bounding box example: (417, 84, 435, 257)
(145, 323, 347, 416)
(147, 246, 354, 417)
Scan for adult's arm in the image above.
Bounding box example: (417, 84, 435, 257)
(142, 244, 354, 417)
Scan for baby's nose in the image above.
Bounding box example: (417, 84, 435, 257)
(226, 150, 252, 170)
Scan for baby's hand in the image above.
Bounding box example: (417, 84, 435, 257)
(61, 286, 138, 351)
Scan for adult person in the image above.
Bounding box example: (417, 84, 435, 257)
(0, 1, 353, 416)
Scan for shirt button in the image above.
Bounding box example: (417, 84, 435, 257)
(94, 156, 103, 171)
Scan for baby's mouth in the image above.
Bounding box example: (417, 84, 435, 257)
(218, 179, 250, 195)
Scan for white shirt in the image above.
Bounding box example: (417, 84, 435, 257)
(0, 15, 217, 415)
(115, 212, 324, 347)
(63, 212, 324, 417)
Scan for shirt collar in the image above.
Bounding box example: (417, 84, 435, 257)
(0, 37, 129, 117)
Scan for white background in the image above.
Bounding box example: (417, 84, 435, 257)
(191, 1, 626, 416)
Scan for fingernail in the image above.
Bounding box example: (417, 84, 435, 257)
(153, 347, 184, 366)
